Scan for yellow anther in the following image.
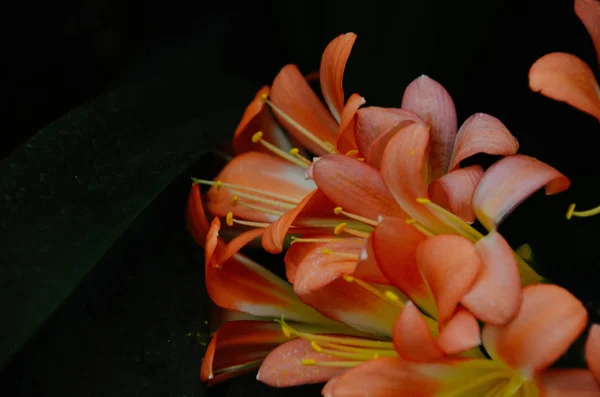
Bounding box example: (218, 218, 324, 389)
(342, 274, 355, 283)
(566, 203, 576, 220)
(409, 149, 415, 156)
(405, 219, 416, 225)
(357, 158, 365, 162)
(311, 341, 323, 352)
(289, 148, 300, 155)
(230, 195, 239, 205)
(214, 180, 223, 190)
(334, 222, 347, 235)
(373, 353, 380, 359)
(322, 248, 334, 255)
(259, 93, 268, 103)
(334, 206, 343, 215)
(282, 325, 292, 338)
(226, 212, 234, 227)
(251, 131, 264, 143)
(346, 149, 359, 157)
(301, 359, 317, 366)
(384, 290, 400, 301)
(416, 197, 431, 204)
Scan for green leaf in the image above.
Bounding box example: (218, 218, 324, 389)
(0, 21, 255, 369)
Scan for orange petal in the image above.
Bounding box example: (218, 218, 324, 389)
(320, 32, 357, 122)
(380, 124, 456, 234)
(205, 151, 315, 223)
(257, 338, 349, 387)
(322, 376, 340, 397)
(472, 154, 571, 231)
(355, 107, 423, 166)
(586, 324, 600, 385)
(447, 113, 519, 171)
(205, 217, 222, 268)
(575, 0, 600, 66)
(201, 320, 287, 385)
(401, 75, 458, 180)
(529, 52, 600, 121)
(428, 165, 484, 224)
(233, 86, 292, 154)
(371, 217, 436, 316)
(285, 235, 331, 285)
(311, 154, 407, 219)
(292, 240, 399, 336)
(460, 230, 521, 325)
(326, 357, 461, 397)
(353, 233, 391, 284)
(393, 302, 444, 361)
(436, 308, 481, 355)
(540, 369, 600, 396)
(206, 250, 333, 324)
(211, 227, 266, 268)
(336, 93, 365, 153)
(187, 184, 211, 247)
(271, 64, 339, 154)
(262, 189, 338, 254)
(482, 284, 588, 373)
(416, 235, 482, 324)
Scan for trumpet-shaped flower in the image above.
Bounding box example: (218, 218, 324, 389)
(324, 284, 600, 397)
(529, 0, 600, 219)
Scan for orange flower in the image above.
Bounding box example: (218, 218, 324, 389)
(323, 284, 600, 397)
(529, 0, 600, 220)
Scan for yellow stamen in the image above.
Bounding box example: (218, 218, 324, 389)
(357, 158, 365, 162)
(251, 131, 309, 168)
(405, 219, 435, 237)
(227, 189, 296, 210)
(384, 290, 400, 301)
(301, 358, 317, 366)
(321, 249, 360, 260)
(290, 237, 344, 244)
(566, 203, 600, 219)
(263, 98, 336, 154)
(289, 148, 312, 166)
(235, 201, 285, 216)
(282, 325, 292, 338)
(342, 274, 354, 282)
(346, 149, 359, 157)
(226, 215, 270, 228)
(230, 195, 239, 205)
(334, 222, 347, 235)
(340, 227, 370, 239)
(333, 206, 379, 227)
(311, 341, 323, 352)
(226, 212, 234, 227)
(192, 178, 300, 204)
(414, 198, 483, 241)
(409, 150, 415, 156)
(301, 360, 362, 368)
(259, 93, 268, 102)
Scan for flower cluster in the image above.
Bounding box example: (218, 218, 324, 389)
(187, 1, 600, 395)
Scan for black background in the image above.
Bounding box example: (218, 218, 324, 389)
(1, 0, 599, 396)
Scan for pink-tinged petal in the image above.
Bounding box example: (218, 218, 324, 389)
(529, 52, 600, 121)
(371, 217, 436, 316)
(187, 184, 210, 247)
(262, 189, 338, 254)
(355, 107, 423, 167)
(575, 0, 600, 66)
(380, 124, 457, 234)
(205, 151, 315, 223)
(367, 121, 424, 170)
(292, 240, 400, 336)
(271, 64, 339, 154)
(320, 32, 357, 122)
(201, 320, 287, 385)
(233, 86, 292, 154)
(322, 376, 340, 397)
(416, 235, 482, 324)
(436, 308, 481, 355)
(428, 165, 484, 224)
(393, 302, 444, 361)
(206, 250, 334, 324)
(336, 93, 365, 153)
(586, 324, 600, 384)
(473, 154, 571, 230)
(353, 234, 391, 284)
(482, 284, 588, 373)
(461, 230, 521, 325)
(257, 338, 349, 387)
(401, 75, 458, 180)
(326, 357, 470, 397)
(447, 113, 519, 171)
(312, 154, 407, 219)
(540, 369, 600, 396)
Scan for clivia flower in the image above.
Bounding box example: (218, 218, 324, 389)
(529, 0, 600, 220)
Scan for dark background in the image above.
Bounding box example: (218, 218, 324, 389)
(1, 0, 599, 395)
